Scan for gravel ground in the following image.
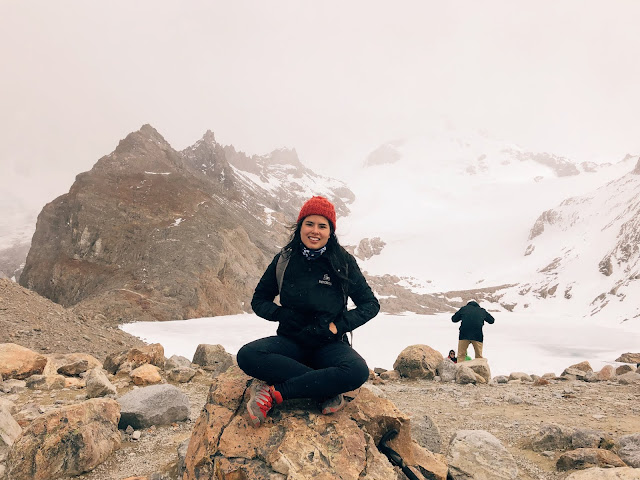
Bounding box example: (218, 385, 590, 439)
(379, 378, 640, 480)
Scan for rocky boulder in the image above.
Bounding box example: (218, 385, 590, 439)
(166, 355, 192, 369)
(567, 361, 593, 373)
(528, 423, 573, 452)
(436, 358, 456, 382)
(509, 372, 533, 382)
(459, 358, 491, 383)
(104, 343, 165, 374)
(596, 365, 616, 381)
(616, 364, 634, 375)
(25, 374, 66, 390)
(183, 366, 448, 479)
(0, 406, 21, 449)
(118, 384, 189, 429)
(566, 468, 640, 479)
(130, 364, 162, 386)
(168, 367, 197, 383)
(556, 448, 626, 471)
(0, 343, 47, 380)
(191, 343, 233, 375)
(455, 364, 478, 385)
(615, 352, 640, 364)
(447, 430, 518, 479)
(85, 368, 117, 398)
(393, 344, 443, 379)
(618, 372, 640, 384)
(6, 398, 121, 480)
(43, 352, 102, 377)
(618, 433, 640, 468)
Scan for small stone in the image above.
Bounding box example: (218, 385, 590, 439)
(131, 430, 142, 440)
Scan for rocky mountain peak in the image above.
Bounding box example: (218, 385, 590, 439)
(98, 124, 181, 175)
(19, 126, 353, 323)
(202, 129, 216, 144)
(267, 147, 303, 168)
(633, 157, 640, 175)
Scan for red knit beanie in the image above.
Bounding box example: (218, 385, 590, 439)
(297, 196, 337, 230)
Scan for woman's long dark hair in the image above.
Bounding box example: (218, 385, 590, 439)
(282, 220, 351, 283)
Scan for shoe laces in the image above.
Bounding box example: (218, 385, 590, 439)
(255, 385, 273, 417)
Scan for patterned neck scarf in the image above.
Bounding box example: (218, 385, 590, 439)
(301, 243, 327, 260)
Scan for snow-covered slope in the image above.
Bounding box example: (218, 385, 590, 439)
(339, 130, 636, 300)
(498, 157, 640, 322)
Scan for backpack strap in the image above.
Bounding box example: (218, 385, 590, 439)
(275, 251, 291, 294)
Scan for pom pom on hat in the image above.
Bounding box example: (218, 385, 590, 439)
(297, 196, 337, 230)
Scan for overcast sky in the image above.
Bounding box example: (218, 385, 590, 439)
(2, 1, 640, 212)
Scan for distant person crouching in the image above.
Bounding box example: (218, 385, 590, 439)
(451, 300, 494, 362)
(448, 349, 457, 363)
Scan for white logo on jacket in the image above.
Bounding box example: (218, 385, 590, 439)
(319, 274, 332, 286)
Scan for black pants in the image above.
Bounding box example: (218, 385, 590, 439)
(237, 335, 370, 400)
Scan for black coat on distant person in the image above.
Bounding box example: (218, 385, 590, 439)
(251, 248, 380, 347)
(451, 300, 495, 342)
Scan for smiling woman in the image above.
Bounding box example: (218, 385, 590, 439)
(235, 195, 380, 427)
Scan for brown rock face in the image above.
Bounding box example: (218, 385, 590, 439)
(0, 343, 47, 380)
(19, 125, 353, 323)
(183, 366, 447, 479)
(7, 398, 121, 480)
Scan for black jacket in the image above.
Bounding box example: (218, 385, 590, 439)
(451, 301, 495, 342)
(251, 249, 380, 347)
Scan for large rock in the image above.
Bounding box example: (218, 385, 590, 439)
(166, 355, 192, 370)
(528, 424, 573, 452)
(615, 352, 640, 364)
(567, 361, 593, 373)
(191, 344, 233, 375)
(0, 343, 47, 380)
(43, 352, 102, 377)
(435, 358, 456, 382)
(411, 414, 442, 454)
(571, 429, 607, 449)
(6, 398, 121, 480)
(508, 372, 533, 382)
(168, 367, 197, 383)
(183, 366, 448, 479)
(118, 384, 189, 429)
(447, 430, 518, 479)
(556, 448, 626, 471)
(25, 374, 66, 390)
(596, 365, 616, 381)
(455, 365, 478, 385)
(393, 344, 443, 379)
(460, 358, 491, 383)
(129, 364, 162, 386)
(0, 406, 21, 448)
(618, 372, 640, 384)
(566, 468, 640, 479)
(103, 344, 165, 374)
(618, 433, 640, 468)
(616, 365, 634, 375)
(85, 368, 117, 398)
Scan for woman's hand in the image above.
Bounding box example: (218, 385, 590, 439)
(329, 322, 338, 334)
